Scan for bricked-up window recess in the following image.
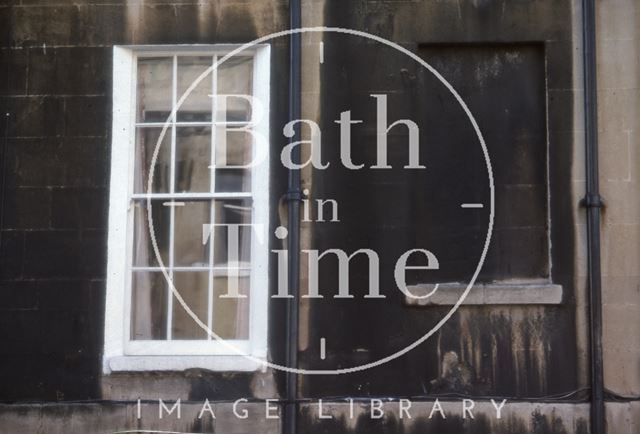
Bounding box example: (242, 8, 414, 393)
(416, 44, 551, 283)
(402, 45, 555, 304)
(104, 46, 270, 372)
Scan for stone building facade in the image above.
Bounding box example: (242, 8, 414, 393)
(0, 0, 638, 433)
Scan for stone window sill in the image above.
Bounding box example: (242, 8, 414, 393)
(404, 282, 563, 306)
(106, 355, 266, 373)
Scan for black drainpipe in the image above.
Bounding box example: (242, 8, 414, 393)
(283, 0, 302, 433)
(0, 113, 8, 253)
(580, 0, 605, 433)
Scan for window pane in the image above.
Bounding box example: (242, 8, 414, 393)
(212, 199, 252, 266)
(216, 56, 253, 122)
(137, 57, 173, 123)
(172, 272, 209, 340)
(174, 201, 211, 267)
(131, 272, 168, 340)
(214, 127, 253, 168)
(215, 168, 251, 193)
(212, 275, 250, 340)
(134, 127, 171, 193)
(175, 126, 211, 192)
(177, 56, 213, 122)
(132, 200, 170, 267)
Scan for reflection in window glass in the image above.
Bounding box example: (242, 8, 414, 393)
(211, 199, 252, 266)
(131, 272, 168, 340)
(214, 127, 253, 168)
(137, 57, 173, 123)
(172, 272, 209, 340)
(213, 275, 250, 340)
(174, 201, 211, 267)
(175, 126, 211, 193)
(130, 53, 258, 344)
(177, 56, 213, 122)
(215, 169, 251, 193)
(132, 201, 170, 268)
(217, 56, 253, 122)
(134, 128, 171, 193)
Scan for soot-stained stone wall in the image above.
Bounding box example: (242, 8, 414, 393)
(300, 0, 580, 400)
(0, 0, 289, 402)
(0, 0, 582, 417)
(0, 46, 111, 401)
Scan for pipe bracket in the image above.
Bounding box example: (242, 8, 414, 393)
(284, 189, 306, 202)
(580, 193, 604, 209)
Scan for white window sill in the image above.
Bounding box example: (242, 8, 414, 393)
(105, 355, 267, 373)
(404, 282, 563, 306)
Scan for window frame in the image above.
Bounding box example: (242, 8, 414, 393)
(103, 45, 271, 373)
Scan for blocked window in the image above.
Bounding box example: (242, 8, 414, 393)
(310, 41, 554, 315)
(417, 44, 549, 283)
